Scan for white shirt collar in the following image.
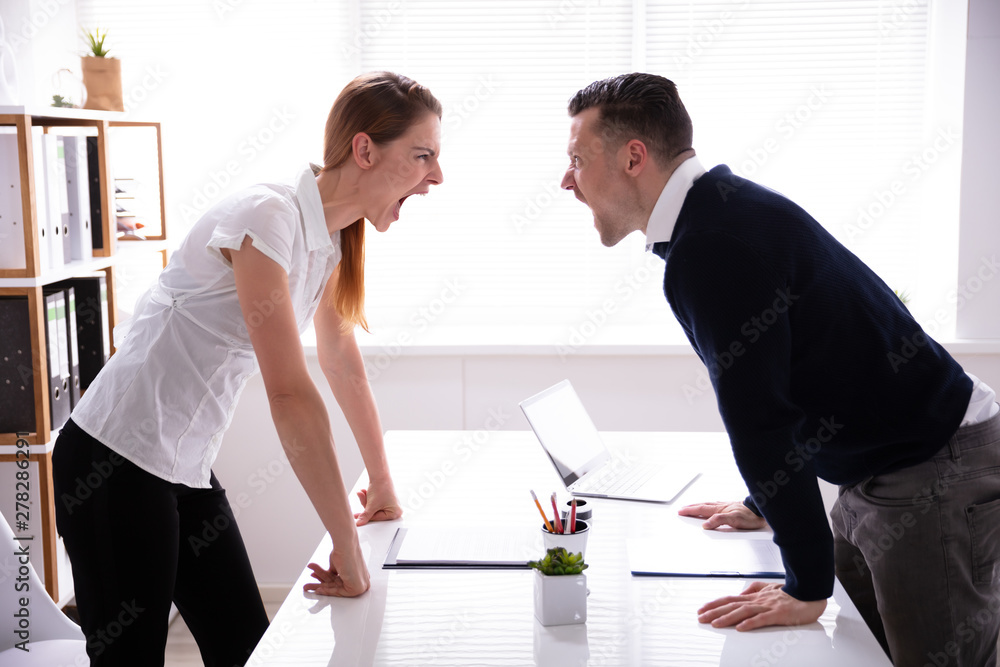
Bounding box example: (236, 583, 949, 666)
(644, 155, 707, 251)
(295, 164, 333, 252)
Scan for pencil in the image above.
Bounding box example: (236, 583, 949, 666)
(531, 490, 555, 533)
(570, 498, 577, 534)
(550, 493, 563, 533)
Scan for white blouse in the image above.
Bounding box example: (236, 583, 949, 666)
(72, 166, 341, 488)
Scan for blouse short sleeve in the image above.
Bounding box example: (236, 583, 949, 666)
(205, 187, 300, 273)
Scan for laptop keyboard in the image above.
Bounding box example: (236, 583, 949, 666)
(576, 464, 658, 495)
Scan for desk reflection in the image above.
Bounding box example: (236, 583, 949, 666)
(533, 621, 590, 666)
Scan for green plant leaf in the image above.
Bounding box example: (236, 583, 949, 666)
(532, 546, 588, 574)
(83, 27, 111, 57)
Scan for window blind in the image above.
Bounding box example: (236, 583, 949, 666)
(357, 0, 953, 344)
(76, 0, 958, 345)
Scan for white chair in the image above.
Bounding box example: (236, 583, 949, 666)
(0, 511, 88, 666)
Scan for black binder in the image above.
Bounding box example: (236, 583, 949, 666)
(63, 286, 82, 408)
(87, 136, 104, 251)
(42, 289, 71, 429)
(60, 275, 110, 389)
(0, 298, 35, 432)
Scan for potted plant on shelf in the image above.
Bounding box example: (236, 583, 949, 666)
(81, 28, 124, 111)
(529, 547, 588, 626)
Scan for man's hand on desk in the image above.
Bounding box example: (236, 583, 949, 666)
(354, 479, 403, 526)
(678, 500, 767, 531)
(696, 581, 827, 630)
(303, 546, 371, 597)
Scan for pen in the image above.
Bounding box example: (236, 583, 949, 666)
(531, 490, 555, 533)
(550, 493, 563, 533)
(570, 498, 577, 534)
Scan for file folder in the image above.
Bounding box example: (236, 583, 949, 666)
(30, 127, 52, 271)
(51, 137, 72, 264)
(63, 275, 110, 389)
(43, 289, 70, 429)
(63, 287, 81, 408)
(0, 297, 35, 432)
(0, 134, 26, 270)
(62, 136, 94, 261)
(39, 131, 68, 270)
(87, 136, 104, 251)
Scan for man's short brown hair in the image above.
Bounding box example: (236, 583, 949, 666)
(568, 73, 693, 167)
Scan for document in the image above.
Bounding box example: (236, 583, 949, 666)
(384, 526, 542, 569)
(628, 535, 785, 578)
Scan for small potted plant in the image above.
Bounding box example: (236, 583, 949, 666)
(529, 547, 588, 626)
(81, 28, 124, 111)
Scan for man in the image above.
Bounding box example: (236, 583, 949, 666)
(560, 72, 1000, 666)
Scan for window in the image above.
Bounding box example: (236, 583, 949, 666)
(78, 0, 964, 344)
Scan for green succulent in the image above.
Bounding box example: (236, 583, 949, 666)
(528, 547, 588, 576)
(894, 289, 910, 305)
(83, 28, 111, 58)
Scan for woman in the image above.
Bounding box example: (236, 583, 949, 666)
(52, 71, 444, 666)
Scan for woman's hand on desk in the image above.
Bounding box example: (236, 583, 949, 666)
(303, 546, 371, 597)
(354, 480, 403, 526)
(678, 501, 767, 531)
(696, 581, 826, 630)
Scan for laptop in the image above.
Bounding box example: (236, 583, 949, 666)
(519, 380, 700, 504)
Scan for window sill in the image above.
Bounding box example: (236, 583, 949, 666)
(299, 326, 1000, 357)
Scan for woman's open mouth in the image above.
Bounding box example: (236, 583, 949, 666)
(393, 192, 427, 221)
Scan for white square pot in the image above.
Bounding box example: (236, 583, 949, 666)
(533, 569, 587, 626)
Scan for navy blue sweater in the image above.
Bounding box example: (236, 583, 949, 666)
(654, 165, 972, 601)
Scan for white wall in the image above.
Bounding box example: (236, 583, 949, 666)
(957, 0, 1000, 338)
(1, 0, 81, 107)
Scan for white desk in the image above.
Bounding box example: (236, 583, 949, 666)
(247, 431, 890, 666)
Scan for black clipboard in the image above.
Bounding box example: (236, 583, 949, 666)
(627, 537, 785, 578)
(383, 527, 535, 569)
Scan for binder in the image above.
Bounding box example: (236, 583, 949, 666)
(29, 127, 52, 271)
(62, 136, 94, 261)
(0, 297, 35, 432)
(62, 275, 110, 389)
(63, 287, 81, 408)
(38, 130, 66, 270)
(53, 137, 72, 264)
(0, 134, 27, 270)
(87, 136, 104, 251)
(42, 289, 70, 429)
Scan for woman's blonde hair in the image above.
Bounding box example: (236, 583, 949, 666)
(321, 71, 442, 332)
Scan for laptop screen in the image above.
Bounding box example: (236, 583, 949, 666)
(519, 380, 609, 485)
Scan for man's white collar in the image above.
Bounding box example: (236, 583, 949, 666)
(644, 156, 706, 251)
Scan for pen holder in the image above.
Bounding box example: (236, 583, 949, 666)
(562, 499, 592, 522)
(542, 520, 590, 559)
